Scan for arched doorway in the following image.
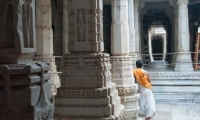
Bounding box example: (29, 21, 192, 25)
(148, 27, 167, 62)
(141, 10, 171, 65)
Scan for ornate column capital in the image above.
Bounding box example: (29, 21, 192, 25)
(177, 0, 189, 5)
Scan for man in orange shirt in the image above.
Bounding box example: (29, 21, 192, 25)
(133, 60, 155, 120)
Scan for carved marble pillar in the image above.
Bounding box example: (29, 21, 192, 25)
(0, 0, 36, 64)
(148, 30, 154, 62)
(111, 0, 139, 119)
(54, 0, 124, 119)
(35, 0, 60, 96)
(63, 0, 70, 54)
(129, 0, 138, 70)
(0, 1, 54, 119)
(162, 34, 167, 61)
(174, 0, 194, 72)
(172, 5, 178, 67)
(128, 0, 135, 53)
(134, 0, 140, 53)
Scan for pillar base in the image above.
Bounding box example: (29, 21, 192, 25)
(55, 84, 125, 120)
(174, 53, 194, 72)
(55, 53, 124, 119)
(121, 94, 140, 120)
(110, 56, 140, 120)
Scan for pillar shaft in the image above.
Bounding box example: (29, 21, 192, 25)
(111, 0, 129, 56)
(134, 0, 140, 53)
(35, 0, 60, 96)
(128, 0, 135, 53)
(111, 0, 139, 119)
(63, 0, 70, 54)
(174, 0, 194, 72)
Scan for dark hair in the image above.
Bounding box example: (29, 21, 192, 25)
(136, 60, 143, 68)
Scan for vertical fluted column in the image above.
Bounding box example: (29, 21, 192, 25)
(35, 0, 60, 96)
(111, 0, 139, 119)
(174, 0, 194, 71)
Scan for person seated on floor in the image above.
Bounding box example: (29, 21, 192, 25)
(133, 59, 155, 120)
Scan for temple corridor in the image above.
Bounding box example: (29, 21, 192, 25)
(0, 0, 200, 120)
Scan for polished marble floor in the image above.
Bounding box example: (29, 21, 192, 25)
(138, 103, 200, 120)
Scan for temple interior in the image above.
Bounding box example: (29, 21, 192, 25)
(0, 0, 200, 120)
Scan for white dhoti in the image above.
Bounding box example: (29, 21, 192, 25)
(138, 84, 155, 118)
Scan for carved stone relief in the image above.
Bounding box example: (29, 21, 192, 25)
(22, 0, 34, 48)
(0, 0, 36, 64)
(68, 0, 104, 53)
(0, 63, 54, 120)
(55, 53, 125, 119)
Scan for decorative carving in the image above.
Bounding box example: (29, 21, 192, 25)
(149, 72, 200, 78)
(116, 84, 138, 95)
(68, 0, 103, 53)
(22, 0, 34, 48)
(0, 0, 36, 64)
(55, 53, 124, 119)
(0, 63, 54, 119)
(57, 84, 116, 97)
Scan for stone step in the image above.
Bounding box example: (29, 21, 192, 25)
(152, 86, 200, 103)
(149, 72, 200, 103)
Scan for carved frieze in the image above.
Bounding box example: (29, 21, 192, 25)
(57, 83, 116, 97)
(149, 72, 200, 79)
(116, 84, 138, 95)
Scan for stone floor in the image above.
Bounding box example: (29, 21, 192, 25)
(138, 103, 200, 120)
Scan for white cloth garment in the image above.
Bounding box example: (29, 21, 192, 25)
(138, 84, 155, 118)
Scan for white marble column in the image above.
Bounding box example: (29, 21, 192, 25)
(174, 0, 194, 72)
(54, 0, 124, 119)
(35, 0, 60, 96)
(172, 6, 178, 68)
(148, 30, 154, 62)
(162, 34, 167, 61)
(134, 0, 140, 53)
(111, 0, 139, 119)
(111, 0, 129, 56)
(63, 0, 70, 54)
(128, 0, 135, 53)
